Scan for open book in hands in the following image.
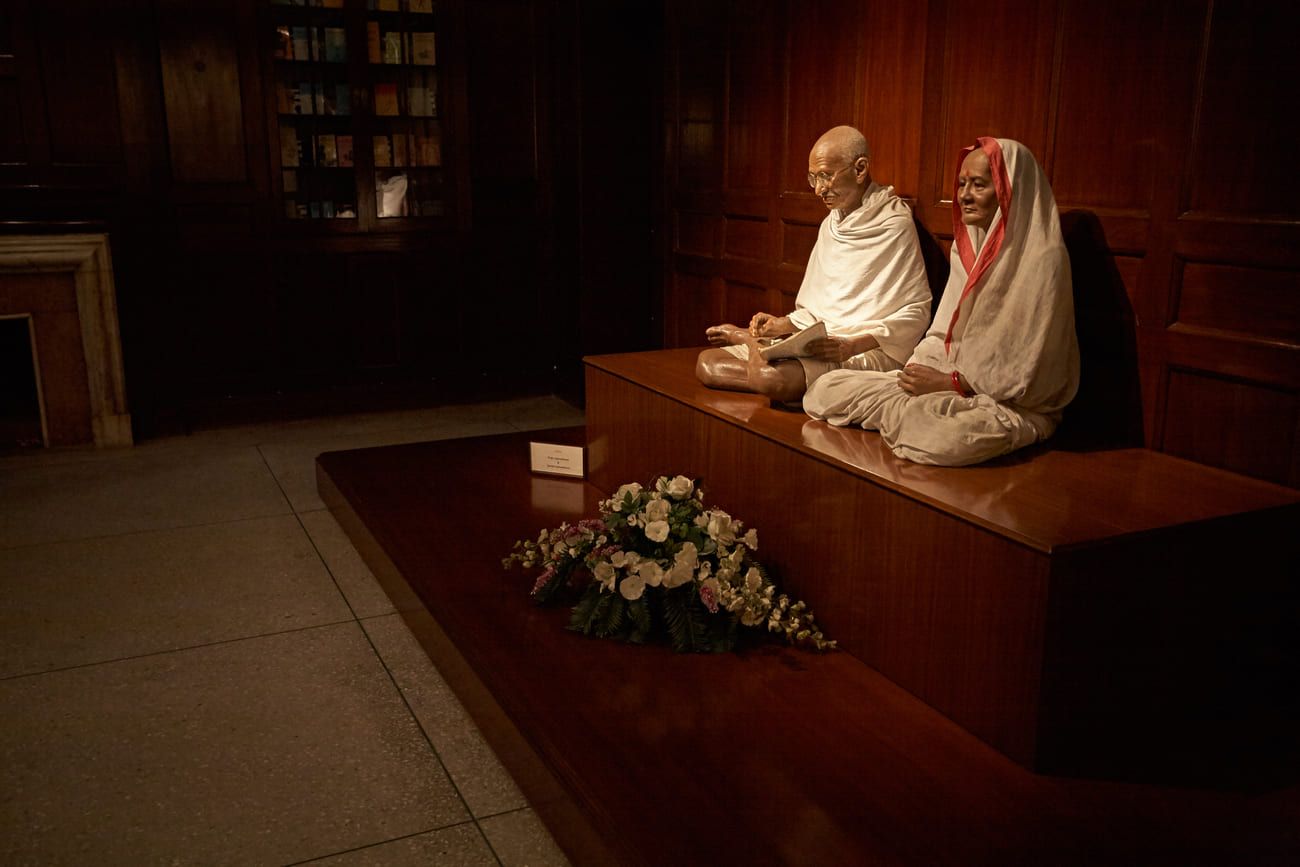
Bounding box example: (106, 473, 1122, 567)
(758, 320, 827, 361)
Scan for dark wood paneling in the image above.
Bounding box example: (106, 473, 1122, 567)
(1187, 0, 1300, 218)
(34, 2, 123, 167)
(721, 215, 768, 261)
(721, 279, 765, 328)
(674, 210, 716, 257)
(929, 0, 1056, 207)
(0, 79, 24, 163)
(780, 219, 817, 267)
(156, 0, 249, 185)
(783, 3, 859, 193)
(1175, 261, 1300, 344)
(1163, 369, 1299, 486)
(724, 0, 777, 194)
(859, 0, 928, 197)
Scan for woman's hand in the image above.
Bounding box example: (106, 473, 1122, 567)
(898, 363, 959, 396)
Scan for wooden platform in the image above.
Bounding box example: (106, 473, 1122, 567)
(318, 427, 1300, 866)
(585, 348, 1300, 782)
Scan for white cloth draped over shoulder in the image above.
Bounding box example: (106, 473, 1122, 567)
(803, 138, 1080, 466)
(787, 181, 932, 365)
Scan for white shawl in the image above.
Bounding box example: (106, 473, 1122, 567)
(910, 138, 1079, 421)
(788, 181, 932, 363)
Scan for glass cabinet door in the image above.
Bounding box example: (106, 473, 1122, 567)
(366, 0, 443, 219)
(271, 0, 357, 221)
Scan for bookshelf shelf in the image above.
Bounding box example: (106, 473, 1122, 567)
(266, 0, 448, 228)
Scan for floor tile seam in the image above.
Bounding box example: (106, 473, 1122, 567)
(354, 615, 496, 841)
(0, 617, 364, 683)
(293, 509, 366, 623)
(278, 817, 503, 867)
(0, 509, 306, 554)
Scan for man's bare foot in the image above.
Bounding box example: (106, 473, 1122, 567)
(705, 323, 750, 346)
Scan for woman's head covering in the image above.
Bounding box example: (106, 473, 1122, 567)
(912, 137, 1079, 422)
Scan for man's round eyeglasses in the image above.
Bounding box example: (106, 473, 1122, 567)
(807, 164, 854, 190)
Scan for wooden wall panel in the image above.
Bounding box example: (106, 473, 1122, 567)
(926, 0, 1056, 213)
(676, 211, 717, 257)
(783, 3, 859, 194)
(34, 3, 123, 167)
(157, 0, 249, 185)
(858, 0, 928, 198)
(1049, 0, 1197, 213)
(0, 80, 24, 163)
(1174, 262, 1299, 344)
(1186, 0, 1299, 218)
(722, 216, 768, 261)
(1162, 370, 1298, 486)
(724, 0, 778, 196)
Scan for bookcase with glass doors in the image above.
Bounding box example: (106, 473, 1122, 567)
(267, 0, 447, 229)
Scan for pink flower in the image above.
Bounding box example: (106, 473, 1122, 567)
(698, 577, 720, 614)
(532, 565, 556, 595)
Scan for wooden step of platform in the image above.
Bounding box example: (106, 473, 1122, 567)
(318, 428, 1300, 867)
(584, 348, 1300, 782)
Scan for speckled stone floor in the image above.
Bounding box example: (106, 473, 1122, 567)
(1, 396, 583, 866)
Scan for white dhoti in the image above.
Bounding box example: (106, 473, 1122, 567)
(803, 369, 1048, 466)
(720, 343, 902, 390)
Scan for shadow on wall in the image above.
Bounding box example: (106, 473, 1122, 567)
(912, 212, 950, 326)
(1054, 210, 1145, 451)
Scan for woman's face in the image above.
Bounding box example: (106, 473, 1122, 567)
(957, 149, 998, 229)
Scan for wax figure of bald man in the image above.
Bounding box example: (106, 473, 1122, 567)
(695, 125, 932, 405)
(803, 137, 1079, 466)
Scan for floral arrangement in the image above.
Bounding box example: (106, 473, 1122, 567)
(503, 474, 835, 654)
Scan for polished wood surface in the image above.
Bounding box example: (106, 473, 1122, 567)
(583, 349, 1299, 779)
(585, 348, 1299, 552)
(318, 428, 1300, 866)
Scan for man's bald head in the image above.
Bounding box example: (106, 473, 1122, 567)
(807, 125, 873, 212)
(811, 125, 871, 165)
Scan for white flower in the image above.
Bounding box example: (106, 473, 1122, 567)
(594, 561, 616, 591)
(664, 559, 693, 588)
(619, 573, 646, 600)
(611, 550, 640, 568)
(645, 520, 670, 543)
(635, 560, 664, 587)
(745, 567, 763, 592)
(674, 541, 698, 568)
(645, 497, 671, 522)
(743, 528, 758, 550)
(707, 512, 737, 546)
(612, 483, 642, 510)
(664, 475, 694, 499)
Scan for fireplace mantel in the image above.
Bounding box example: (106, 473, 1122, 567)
(0, 234, 132, 447)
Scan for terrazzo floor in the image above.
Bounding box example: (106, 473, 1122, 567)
(1, 396, 584, 866)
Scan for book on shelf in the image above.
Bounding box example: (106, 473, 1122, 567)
(291, 26, 309, 60)
(317, 133, 337, 167)
(286, 200, 301, 219)
(410, 31, 435, 65)
(324, 27, 346, 62)
(382, 31, 403, 64)
(374, 82, 399, 115)
(407, 85, 433, 117)
(322, 201, 336, 218)
(378, 0, 399, 10)
(279, 124, 300, 166)
(321, 0, 343, 7)
(392, 133, 407, 167)
(367, 22, 381, 63)
(274, 25, 292, 59)
(409, 0, 433, 13)
(276, 81, 296, 113)
(294, 81, 317, 114)
(414, 130, 441, 165)
(309, 201, 321, 219)
(337, 134, 354, 167)
(282, 169, 298, 193)
(296, 203, 309, 218)
(324, 83, 350, 115)
(373, 135, 392, 167)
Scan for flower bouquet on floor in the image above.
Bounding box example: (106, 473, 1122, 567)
(503, 474, 835, 654)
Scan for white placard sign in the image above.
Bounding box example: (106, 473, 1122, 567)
(529, 441, 585, 478)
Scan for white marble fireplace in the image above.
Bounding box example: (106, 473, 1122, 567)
(0, 234, 132, 447)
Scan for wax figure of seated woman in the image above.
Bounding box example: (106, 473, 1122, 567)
(695, 125, 932, 405)
(802, 137, 1079, 467)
